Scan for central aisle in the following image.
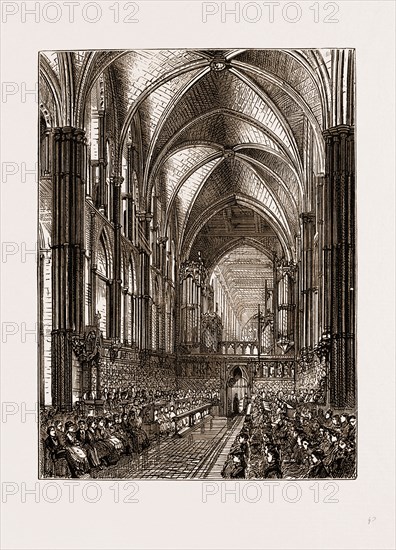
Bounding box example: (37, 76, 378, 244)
(92, 415, 245, 480)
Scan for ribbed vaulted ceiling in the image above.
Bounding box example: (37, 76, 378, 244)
(41, 48, 332, 325)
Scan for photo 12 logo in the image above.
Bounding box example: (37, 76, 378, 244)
(1, 322, 42, 344)
(1, 82, 38, 103)
(1, 2, 140, 24)
(2, 242, 39, 263)
(202, 481, 340, 503)
(202, 2, 340, 24)
(2, 481, 140, 503)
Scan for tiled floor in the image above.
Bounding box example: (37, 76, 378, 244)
(205, 416, 245, 479)
(91, 416, 244, 479)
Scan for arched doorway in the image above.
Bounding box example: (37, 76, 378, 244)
(226, 365, 250, 416)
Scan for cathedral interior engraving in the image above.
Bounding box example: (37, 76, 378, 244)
(39, 49, 356, 480)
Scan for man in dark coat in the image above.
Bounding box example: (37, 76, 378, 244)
(44, 425, 70, 477)
(221, 451, 247, 479)
(238, 432, 251, 463)
(233, 394, 240, 415)
(346, 415, 357, 442)
(306, 449, 330, 478)
(263, 445, 282, 478)
(322, 409, 334, 429)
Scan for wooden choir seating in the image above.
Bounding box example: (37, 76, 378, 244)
(173, 402, 212, 437)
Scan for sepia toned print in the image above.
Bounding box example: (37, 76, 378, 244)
(38, 49, 356, 480)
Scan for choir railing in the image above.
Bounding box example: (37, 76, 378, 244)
(173, 403, 212, 435)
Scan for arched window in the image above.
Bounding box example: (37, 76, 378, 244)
(121, 258, 137, 345)
(96, 234, 112, 338)
(171, 239, 176, 283)
(165, 288, 174, 353)
(39, 114, 50, 177)
(121, 153, 128, 237)
(152, 277, 160, 350)
(106, 140, 111, 218)
(86, 80, 100, 204)
(124, 259, 136, 345)
(120, 252, 125, 340)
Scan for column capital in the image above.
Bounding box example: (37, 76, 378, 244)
(323, 124, 354, 138)
(111, 175, 124, 187)
(137, 211, 153, 222)
(300, 212, 315, 224)
(53, 126, 85, 137)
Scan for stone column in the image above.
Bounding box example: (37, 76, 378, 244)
(323, 125, 355, 408)
(159, 237, 168, 351)
(137, 212, 152, 351)
(97, 110, 107, 213)
(51, 126, 86, 411)
(126, 142, 134, 242)
(315, 175, 325, 338)
(300, 212, 315, 352)
(294, 237, 301, 358)
(272, 252, 278, 351)
(111, 175, 123, 339)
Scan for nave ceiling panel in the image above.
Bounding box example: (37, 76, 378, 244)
(232, 49, 324, 128)
(151, 68, 295, 163)
(181, 157, 292, 251)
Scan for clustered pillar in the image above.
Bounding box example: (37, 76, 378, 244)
(137, 213, 152, 351)
(300, 212, 315, 352)
(111, 175, 123, 340)
(323, 125, 355, 408)
(51, 126, 86, 411)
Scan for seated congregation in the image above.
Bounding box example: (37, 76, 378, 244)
(41, 380, 220, 478)
(221, 388, 356, 480)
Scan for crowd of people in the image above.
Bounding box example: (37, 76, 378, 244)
(41, 380, 220, 478)
(254, 383, 327, 406)
(42, 375, 357, 480)
(221, 388, 357, 479)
